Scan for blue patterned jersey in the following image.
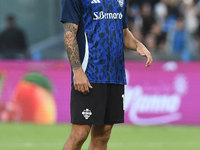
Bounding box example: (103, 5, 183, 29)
(61, 0, 128, 85)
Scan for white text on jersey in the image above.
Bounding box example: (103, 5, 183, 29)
(93, 11, 123, 20)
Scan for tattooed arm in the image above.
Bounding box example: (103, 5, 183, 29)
(63, 22, 92, 94)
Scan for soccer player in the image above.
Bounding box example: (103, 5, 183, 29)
(61, 0, 152, 149)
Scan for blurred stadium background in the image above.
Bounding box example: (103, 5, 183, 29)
(0, 0, 200, 150)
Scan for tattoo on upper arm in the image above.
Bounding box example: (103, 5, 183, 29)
(63, 23, 81, 70)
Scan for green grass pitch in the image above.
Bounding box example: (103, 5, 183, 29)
(0, 123, 200, 150)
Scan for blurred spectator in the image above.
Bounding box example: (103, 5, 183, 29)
(127, 3, 142, 30)
(197, 1, 200, 52)
(154, 0, 168, 23)
(0, 15, 28, 59)
(197, 27, 200, 52)
(140, 3, 155, 36)
(126, 0, 200, 61)
(183, 0, 199, 34)
(196, 15, 200, 53)
(151, 23, 167, 51)
(167, 17, 193, 61)
(144, 33, 157, 52)
(166, 0, 180, 17)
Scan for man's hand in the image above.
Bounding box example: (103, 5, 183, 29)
(73, 67, 93, 95)
(63, 22, 93, 94)
(136, 43, 153, 68)
(123, 28, 153, 67)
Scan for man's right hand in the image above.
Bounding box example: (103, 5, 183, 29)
(73, 67, 93, 95)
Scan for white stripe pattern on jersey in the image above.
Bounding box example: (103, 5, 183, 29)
(91, 0, 101, 4)
(81, 32, 89, 72)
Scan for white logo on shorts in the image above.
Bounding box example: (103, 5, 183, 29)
(82, 109, 92, 119)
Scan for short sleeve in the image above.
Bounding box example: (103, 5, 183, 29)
(123, 6, 128, 29)
(60, 0, 82, 25)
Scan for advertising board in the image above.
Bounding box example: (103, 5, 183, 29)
(0, 61, 199, 125)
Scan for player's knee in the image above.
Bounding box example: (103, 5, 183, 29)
(101, 130, 111, 143)
(75, 132, 88, 144)
(92, 129, 111, 143)
(71, 129, 89, 146)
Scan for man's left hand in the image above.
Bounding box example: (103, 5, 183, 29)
(136, 43, 153, 68)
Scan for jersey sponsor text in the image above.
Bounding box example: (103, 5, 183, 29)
(93, 11, 123, 20)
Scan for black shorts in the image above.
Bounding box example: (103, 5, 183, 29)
(70, 83, 124, 125)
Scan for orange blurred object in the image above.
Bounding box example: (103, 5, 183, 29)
(12, 80, 56, 124)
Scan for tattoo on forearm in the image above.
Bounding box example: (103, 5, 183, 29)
(63, 23, 81, 70)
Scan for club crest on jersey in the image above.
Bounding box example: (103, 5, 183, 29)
(117, 0, 124, 7)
